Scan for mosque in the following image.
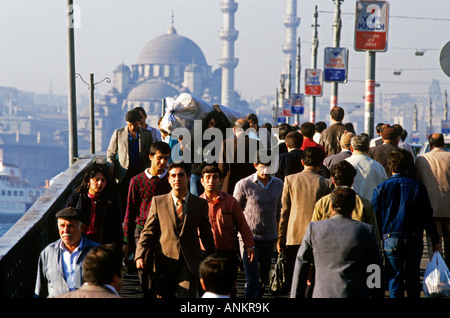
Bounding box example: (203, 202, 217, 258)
(79, 10, 250, 152)
(78, 1, 300, 153)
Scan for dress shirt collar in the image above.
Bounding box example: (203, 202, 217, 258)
(145, 168, 167, 179)
(252, 172, 274, 188)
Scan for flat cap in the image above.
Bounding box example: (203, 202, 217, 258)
(340, 131, 355, 146)
(55, 207, 83, 221)
(381, 124, 401, 140)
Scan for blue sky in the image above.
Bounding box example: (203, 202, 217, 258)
(0, 0, 449, 105)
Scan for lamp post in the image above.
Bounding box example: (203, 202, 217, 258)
(67, 0, 78, 165)
(76, 73, 111, 154)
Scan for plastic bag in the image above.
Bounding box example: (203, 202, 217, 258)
(423, 251, 450, 297)
(269, 251, 289, 296)
(160, 93, 244, 135)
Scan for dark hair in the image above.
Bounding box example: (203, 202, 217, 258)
(429, 133, 445, 149)
(330, 106, 345, 122)
(314, 121, 327, 133)
(126, 109, 141, 123)
(330, 160, 357, 186)
(134, 106, 146, 117)
(202, 110, 231, 136)
(387, 149, 413, 174)
(82, 244, 123, 285)
(302, 147, 326, 167)
(150, 141, 172, 156)
(344, 122, 355, 134)
(201, 164, 223, 179)
(330, 186, 356, 216)
(76, 163, 112, 196)
(300, 122, 316, 138)
(285, 131, 303, 149)
(199, 253, 237, 295)
(277, 123, 292, 140)
(246, 113, 258, 124)
(168, 161, 191, 176)
(376, 123, 385, 134)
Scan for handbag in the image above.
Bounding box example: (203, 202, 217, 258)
(423, 251, 450, 297)
(268, 251, 288, 296)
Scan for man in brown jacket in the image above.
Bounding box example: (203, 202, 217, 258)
(135, 162, 216, 298)
(319, 106, 347, 157)
(277, 147, 334, 292)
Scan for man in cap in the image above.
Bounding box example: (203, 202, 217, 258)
(35, 207, 99, 298)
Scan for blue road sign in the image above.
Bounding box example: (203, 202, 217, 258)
(324, 47, 349, 83)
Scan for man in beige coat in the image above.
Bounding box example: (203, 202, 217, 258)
(106, 109, 154, 216)
(415, 133, 450, 264)
(135, 162, 216, 298)
(277, 147, 334, 292)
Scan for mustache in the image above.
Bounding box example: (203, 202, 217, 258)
(61, 234, 73, 238)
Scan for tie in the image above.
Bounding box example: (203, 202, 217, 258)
(176, 199, 184, 223)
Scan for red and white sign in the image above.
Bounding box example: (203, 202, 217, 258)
(283, 99, 293, 117)
(305, 69, 323, 96)
(355, 1, 389, 52)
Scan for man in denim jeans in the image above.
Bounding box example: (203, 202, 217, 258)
(372, 149, 439, 298)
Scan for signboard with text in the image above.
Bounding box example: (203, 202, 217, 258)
(324, 47, 349, 83)
(305, 69, 323, 96)
(290, 93, 305, 115)
(355, 1, 389, 52)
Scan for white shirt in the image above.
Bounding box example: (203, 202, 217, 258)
(60, 236, 84, 291)
(144, 168, 167, 179)
(252, 172, 274, 189)
(345, 153, 388, 201)
(202, 291, 229, 298)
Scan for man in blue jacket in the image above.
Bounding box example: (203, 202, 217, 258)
(372, 149, 439, 298)
(35, 207, 98, 298)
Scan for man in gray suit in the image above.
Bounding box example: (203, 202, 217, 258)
(107, 109, 154, 216)
(290, 186, 384, 298)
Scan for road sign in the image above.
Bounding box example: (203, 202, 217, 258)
(440, 41, 450, 77)
(442, 120, 450, 135)
(355, 1, 389, 52)
(323, 47, 348, 83)
(290, 93, 304, 115)
(305, 69, 323, 96)
(411, 132, 420, 144)
(283, 99, 293, 117)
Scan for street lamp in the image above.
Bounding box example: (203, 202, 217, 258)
(76, 73, 111, 154)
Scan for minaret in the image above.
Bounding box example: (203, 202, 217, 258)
(219, 0, 239, 109)
(282, 0, 300, 96)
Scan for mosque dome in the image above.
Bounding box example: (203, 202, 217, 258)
(136, 26, 208, 67)
(126, 80, 179, 101)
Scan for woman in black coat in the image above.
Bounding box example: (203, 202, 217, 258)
(65, 162, 123, 247)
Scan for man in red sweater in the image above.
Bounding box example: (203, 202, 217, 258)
(122, 141, 172, 298)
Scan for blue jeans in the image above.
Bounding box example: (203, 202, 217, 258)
(383, 233, 423, 298)
(189, 174, 204, 196)
(240, 238, 276, 298)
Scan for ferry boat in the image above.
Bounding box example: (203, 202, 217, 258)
(0, 161, 45, 214)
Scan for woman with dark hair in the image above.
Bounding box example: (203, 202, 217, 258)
(190, 107, 232, 196)
(65, 163, 123, 247)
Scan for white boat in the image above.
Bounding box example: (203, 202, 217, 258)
(0, 161, 45, 214)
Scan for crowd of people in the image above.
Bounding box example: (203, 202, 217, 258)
(34, 105, 450, 299)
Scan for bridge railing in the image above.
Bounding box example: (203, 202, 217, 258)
(0, 155, 101, 298)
